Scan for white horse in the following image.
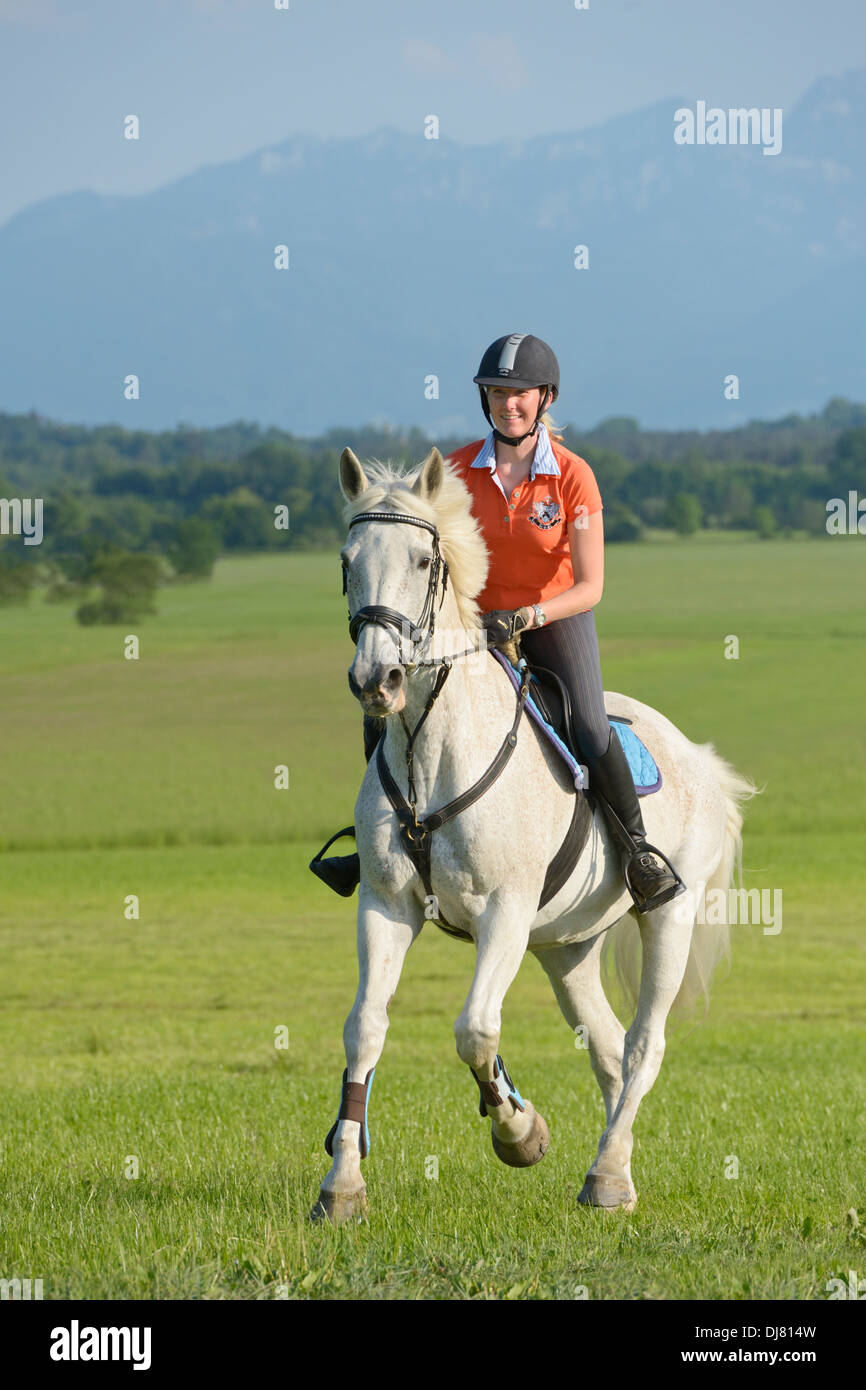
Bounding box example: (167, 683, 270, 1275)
(312, 446, 756, 1223)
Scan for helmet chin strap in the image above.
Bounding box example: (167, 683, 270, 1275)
(480, 386, 552, 447)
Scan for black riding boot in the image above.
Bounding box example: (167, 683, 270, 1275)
(585, 728, 686, 914)
(308, 715, 385, 896)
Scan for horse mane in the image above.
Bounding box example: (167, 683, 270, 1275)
(341, 457, 490, 632)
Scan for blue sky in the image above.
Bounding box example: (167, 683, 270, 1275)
(2, 0, 865, 227)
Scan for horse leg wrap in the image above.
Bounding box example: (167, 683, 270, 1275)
(470, 1054, 526, 1118)
(324, 1067, 375, 1158)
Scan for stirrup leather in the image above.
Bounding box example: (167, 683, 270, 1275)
(310, 826, 356, 863)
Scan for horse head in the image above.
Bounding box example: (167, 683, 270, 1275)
(339, 446, 458, 718)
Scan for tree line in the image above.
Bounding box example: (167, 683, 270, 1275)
(1, 399, 864, 621)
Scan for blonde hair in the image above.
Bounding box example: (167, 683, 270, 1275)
(541, 409, 564, 443)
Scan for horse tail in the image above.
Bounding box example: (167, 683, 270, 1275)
(602, 745, 760, 1018)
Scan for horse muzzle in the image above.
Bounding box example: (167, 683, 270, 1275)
(349, 662, 406, 716)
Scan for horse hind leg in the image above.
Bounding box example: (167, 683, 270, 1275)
(535, 933, 627, 1125)
(581, 887, 699, 1211)
(535, 935, 633, 1206)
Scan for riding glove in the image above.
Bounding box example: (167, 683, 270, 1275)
(479, 607, 534, 647)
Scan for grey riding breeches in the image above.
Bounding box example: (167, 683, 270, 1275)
(518, 608, 611, 761)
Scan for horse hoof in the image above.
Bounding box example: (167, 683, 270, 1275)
(491, 1102, 550, 1168)
(309, 1186, 368, 1225)
(577, 1172, 637, 1211)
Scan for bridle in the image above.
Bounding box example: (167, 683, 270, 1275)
(342, 510, 476, 670)
(343, 507, 478, 821)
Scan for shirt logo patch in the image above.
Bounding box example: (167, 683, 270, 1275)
(528, 495, 562, 530)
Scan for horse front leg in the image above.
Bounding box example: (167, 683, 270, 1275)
(311, 893, 421, 1224)
(454, 904, 550, 1169)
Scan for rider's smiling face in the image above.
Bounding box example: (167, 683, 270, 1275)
(486, 385, 547, 437)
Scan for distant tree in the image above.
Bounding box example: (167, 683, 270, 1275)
(44, 577, 87, 604)
(795, 499, 832, 535)
(666, 492, 702, 536)
(636, 496, 669, 528)
(715, 475, 754, 529)
(202, 488, 276, 549)
(75, 547, 161, 625)
(622, 459, 670, 516)
(92, 464, 164, 498)
(177, 461, 239, 508)
(0, 555, 37, 603)
(101, 496, 160, 550)
(752, 505, 777, 539)
(828, 427, 866, 496)
(603, 500, 644, 542)
(165, 518, 221, 578)
(823, 398, 866, 430)
(41, 490, 89, 555)
(593, 417, 640, 440)
(579, 446, 632, 495)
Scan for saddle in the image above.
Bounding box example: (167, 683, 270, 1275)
(493, 649, 662, 798)
(522, 661, 582, 757)
(519, 660, 631, 758)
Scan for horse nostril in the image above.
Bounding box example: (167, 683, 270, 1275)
(347, 670, 360, 697)
(384, 668, 403, 693)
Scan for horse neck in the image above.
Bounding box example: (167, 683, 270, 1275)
(384, 591, 503, 778)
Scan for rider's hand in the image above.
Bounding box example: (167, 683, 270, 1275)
(479, 607, 534, 646)
(515, 606, 535, 633)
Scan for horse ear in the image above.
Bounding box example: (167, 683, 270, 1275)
(340, 447, 370, 501)
(412, 447, 444, 502)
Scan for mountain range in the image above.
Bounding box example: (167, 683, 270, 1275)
(2, 69, 864, 435)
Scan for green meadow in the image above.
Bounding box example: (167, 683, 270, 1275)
(1, 538, 864, 1300)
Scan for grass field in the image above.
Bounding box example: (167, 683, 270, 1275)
(1, 539, 865, 1300)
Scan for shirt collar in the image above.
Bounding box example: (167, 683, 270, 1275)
(469, 421, 560, 477)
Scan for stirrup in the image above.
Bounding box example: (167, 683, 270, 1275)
(624, 841, 687, 914)
(592, 792, 686, 915)
(309, 827, 360, 898)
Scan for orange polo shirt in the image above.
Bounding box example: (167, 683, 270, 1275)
(445, 429, 603, 612)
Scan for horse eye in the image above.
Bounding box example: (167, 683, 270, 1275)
(418, 556, 431, 570)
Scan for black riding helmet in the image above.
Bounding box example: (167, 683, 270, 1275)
(473, 334, 560, 446)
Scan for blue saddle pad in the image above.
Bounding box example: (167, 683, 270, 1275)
(491, 649, 662, 796)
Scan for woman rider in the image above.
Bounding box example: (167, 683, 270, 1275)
(311, 333, 685, 915)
